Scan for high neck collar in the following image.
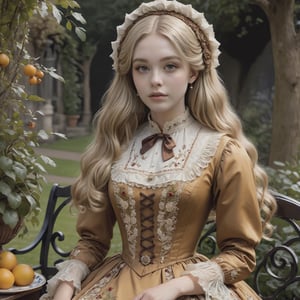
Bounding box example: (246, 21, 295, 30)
(148, 109, 193, 134)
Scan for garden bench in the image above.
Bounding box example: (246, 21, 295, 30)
(8, 184, 300, 299)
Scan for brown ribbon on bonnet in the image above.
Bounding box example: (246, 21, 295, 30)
(140, 133, 176, 161)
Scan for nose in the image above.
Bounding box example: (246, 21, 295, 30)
(150, 69, 162, 87)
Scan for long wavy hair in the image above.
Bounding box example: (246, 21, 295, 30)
(72, 14, 277, 237)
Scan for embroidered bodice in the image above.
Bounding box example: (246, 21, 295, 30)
(109, 111, 224, 274)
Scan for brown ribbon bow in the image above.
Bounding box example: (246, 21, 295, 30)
(140, 133, 176, 161)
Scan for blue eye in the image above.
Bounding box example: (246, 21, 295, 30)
(165, 64, 177, 71)
(135, 65, 149, 73)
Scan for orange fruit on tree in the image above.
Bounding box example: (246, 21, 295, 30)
(0, 251, 17, 270)
(36, 70, 44, 79)
(0, 53, 9, 68)
(29, 76, 38, 85)
(23, 64, 37, 77)
(12, 264, 34, 286)
(0, 268, 15, 289)
(27, 121, 36, 129)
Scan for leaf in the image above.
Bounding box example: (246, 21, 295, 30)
(25, 195, 36, 209)
(0, 201, 5, 214)
(0, 156, 13, 171)
(52, 132, 67, 139)
(66, 20, 72, 31)
(0, 181, 12, 197)
(48, 70, 65, 82)
(12, 162, 27, 181)
(51, 4, 63, 23)
(75, 27, 86, 41)
(2, 209, 19, 229)
(38, 2, 49, 18)
(38, 129, 49, 140)
(8, 193, 22, 209)
(4, 170, 16, 181)
(27, 94, 45, 102)
(34, 162, 47, 173)
(71, 12, 87, 24)
(40, 155, 56, 167)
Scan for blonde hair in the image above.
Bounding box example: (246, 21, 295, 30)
(72, 14, 276, 237)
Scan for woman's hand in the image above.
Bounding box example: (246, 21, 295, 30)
(53, 281, 74, 300)
(133, 283, 179, 300)
(133, 275, 204, 300)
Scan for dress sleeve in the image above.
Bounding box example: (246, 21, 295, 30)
(182, 139, 262, 299)
(70, 195, 117, 270)
(211, 139, 262, 284)
(41, 195, 116, 299)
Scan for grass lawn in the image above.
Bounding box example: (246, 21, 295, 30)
(5, 134, 122, 268)
(44, 134, 94, 153)
(44, 158, 81, 178)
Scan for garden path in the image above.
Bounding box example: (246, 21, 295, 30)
(35, 148, 82, 185)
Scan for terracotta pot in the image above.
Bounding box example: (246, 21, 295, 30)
(0, 217, 23, 249)
(66, 115, 80, 127)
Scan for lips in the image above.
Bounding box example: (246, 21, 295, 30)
(149, 92, 167, 98)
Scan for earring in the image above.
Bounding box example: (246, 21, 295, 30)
(189, 84, 193, 89)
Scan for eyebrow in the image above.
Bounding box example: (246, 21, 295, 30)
(132, 56, 181, 63)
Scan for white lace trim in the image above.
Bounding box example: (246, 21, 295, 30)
(111, 114, 223, 188)
(182, 261, 236, 300)
(40, 259, 89, 299)
(111, 0, 220, 70)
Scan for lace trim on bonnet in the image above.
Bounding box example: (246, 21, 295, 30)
(110, 0, 220, 71)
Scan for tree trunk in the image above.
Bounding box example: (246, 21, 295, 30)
(254, 0, 300, 164)
(81, 56, 93, 126)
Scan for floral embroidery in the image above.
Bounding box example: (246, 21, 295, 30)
(157, 184, 182, 262)
(80, 262, 125, 299)
(113, 183, 137, 259)
(164, 266, 175, 281)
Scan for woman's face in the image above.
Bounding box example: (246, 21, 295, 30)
(132, 33, 197, 126)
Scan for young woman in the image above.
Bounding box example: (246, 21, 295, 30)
(41, 1, 277, 299)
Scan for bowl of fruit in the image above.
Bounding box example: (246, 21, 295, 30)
(0, 251, 45, 294)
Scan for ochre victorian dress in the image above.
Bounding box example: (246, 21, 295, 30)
(42, 110, 262, 300)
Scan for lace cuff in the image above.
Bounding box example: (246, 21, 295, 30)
(40, 259, 90, 299)
(182, 261, 234, 300)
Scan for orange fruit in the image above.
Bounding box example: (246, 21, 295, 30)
(0, 53, 9, 68)
(23, 64, 37, 77)
(0, 251, 17, 270)
(29, 76, 38, 85)
(27, 121, 36, 129)
(36, 70, 44, 79)
(12, 264, 34, 286)
(0, 268, 15, 289)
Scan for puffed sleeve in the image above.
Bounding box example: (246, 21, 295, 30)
(211, 139, 262, 284)
(70, 195, 117, 269)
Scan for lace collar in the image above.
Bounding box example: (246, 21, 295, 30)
(111, 111, 224, 188)
(148, 109, 193, 135)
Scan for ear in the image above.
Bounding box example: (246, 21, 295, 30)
(189, 70, 199, 84)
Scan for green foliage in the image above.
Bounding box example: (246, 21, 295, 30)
(0, 0, 84, 231)
(241, 99, 272, 165)
(267, 155, 300, 199)
(61, 34, 82, 115)
(0, 109, 55, 229)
